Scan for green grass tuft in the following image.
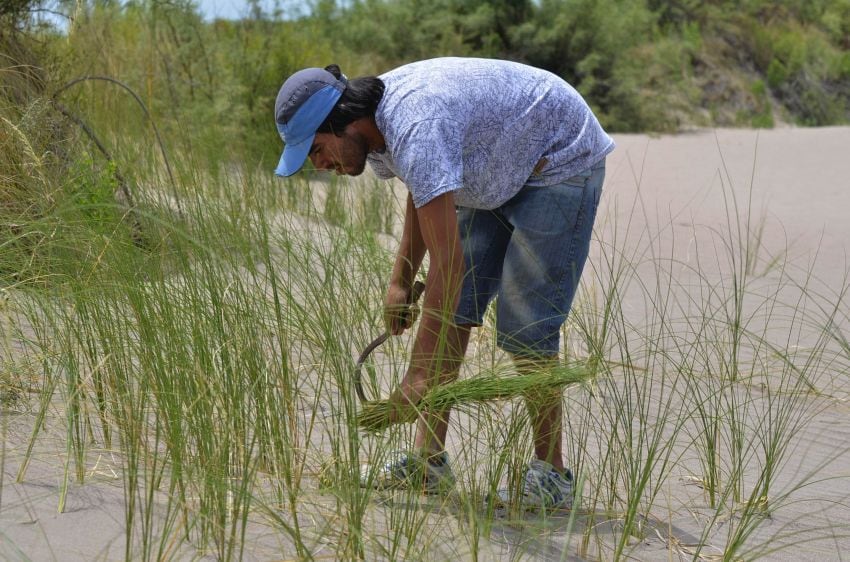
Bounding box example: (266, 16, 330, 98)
(357, 364, 592, 432)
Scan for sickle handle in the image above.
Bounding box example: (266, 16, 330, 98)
(353, 281, 426, 403)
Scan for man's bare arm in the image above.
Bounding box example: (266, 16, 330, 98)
(386, 193, 428, 334)
(390, 190, 466, 406)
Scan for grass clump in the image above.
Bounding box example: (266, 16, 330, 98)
(1, 140, 848, 559)
(357, 364, 592, 432)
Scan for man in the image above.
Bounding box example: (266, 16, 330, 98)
(274, 57, 614, 509)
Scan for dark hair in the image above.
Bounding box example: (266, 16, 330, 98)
(318, 64, 385, 135)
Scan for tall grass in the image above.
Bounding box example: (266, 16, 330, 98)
(2, 110, 849, 559)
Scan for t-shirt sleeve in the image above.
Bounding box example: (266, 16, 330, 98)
(391, 118, 463, 208)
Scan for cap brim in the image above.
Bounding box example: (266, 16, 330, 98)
(275, 133, 314, 177)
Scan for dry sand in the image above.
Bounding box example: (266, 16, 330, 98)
(2, 127, 849, 560)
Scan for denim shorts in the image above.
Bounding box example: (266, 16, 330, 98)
(454, 158, 606, 357)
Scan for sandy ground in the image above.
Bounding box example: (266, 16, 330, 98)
(604, 127, 850, 292)
(2, 126, 849, 561)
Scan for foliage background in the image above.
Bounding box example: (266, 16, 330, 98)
(4, 0, 850, 173)
(1, 0, 849, 278)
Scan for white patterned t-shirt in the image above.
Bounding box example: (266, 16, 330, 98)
(366, 57, 615, 210)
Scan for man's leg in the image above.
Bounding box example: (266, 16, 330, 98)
(514, 355, 565, 472)
(362, 203, 508, 492)
(487, 162, 605, 507)
(361, 324, 470, 493)
(414, 324, 472, 455)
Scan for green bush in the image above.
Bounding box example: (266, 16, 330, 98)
(4, 0, 849, 187)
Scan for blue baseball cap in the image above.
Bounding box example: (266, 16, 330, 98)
(274, 68, 347, 177)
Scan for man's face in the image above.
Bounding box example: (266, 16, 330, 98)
(308, 127, 369, 176)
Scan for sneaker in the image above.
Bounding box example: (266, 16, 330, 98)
(360, 450, 456, 495)
(493, 459, 573, 510)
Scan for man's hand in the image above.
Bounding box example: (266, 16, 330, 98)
(384, 282, 421, 335)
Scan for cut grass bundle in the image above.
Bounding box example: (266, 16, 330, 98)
(357, 363, 592, 432)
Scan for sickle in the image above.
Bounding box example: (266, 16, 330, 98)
(354, 281, 426, 403)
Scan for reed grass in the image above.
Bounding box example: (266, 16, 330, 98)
(357, 365, 592, 432)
